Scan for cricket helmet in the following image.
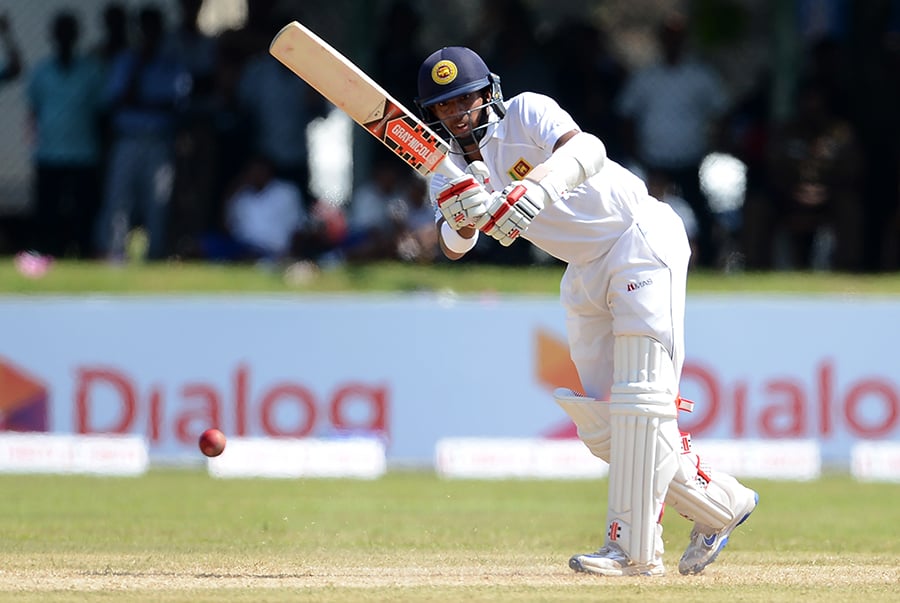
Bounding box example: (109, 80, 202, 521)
(414, 47, 505, 146)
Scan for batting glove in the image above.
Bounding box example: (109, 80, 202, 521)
(436, 174, 491, 230)
(475, 180, 546, 246)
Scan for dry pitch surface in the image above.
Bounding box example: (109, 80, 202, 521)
(1, 552, 897, 602)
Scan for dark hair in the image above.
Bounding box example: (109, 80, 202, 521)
(51, 11, 79, 43)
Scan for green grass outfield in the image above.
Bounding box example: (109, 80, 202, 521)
(0, 470, 897, 602)
(2, 262, 898, 600)
(2, 258, 900, 295)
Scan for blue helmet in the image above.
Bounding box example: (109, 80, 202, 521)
(414, 47, 505, 146)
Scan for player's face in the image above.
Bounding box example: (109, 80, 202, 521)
(431, 92, 485, 139)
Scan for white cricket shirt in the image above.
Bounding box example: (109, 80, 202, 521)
(432, 92, 670, 265)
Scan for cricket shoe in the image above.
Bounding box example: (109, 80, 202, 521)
(678, 489, 759, 575)
(569, 542, 665, 577)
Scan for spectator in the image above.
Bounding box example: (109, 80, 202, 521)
(91, 3, 130, 166)
(26, 11, 106, 258)
(203, 44, 253, 242)
(95, 4, 189, 261)
(551, 20, 628, 160)
(341, 153, 412, 261)
(726, 68, 774, 270)
(882, 33, 900, 270)
(883, 151, 900, 270)
(393, 175, 440, 264)
(473, 0, 554, 98)
(646, 170, 700, 267)
(164, 0, 220, 257)
(616, 13, 729, 268)
(0, 12, 22, 85)
(805, 35, 854, 123)
(860, 28, 900, 271)
(336, 160, 439, 264)
(237, 12, 330, 208)
(291, 198, 348, 264)
(0, 11, 23, 253)
(216, 0, 279, 67)
(766, 79, 864, 270)
(372, 1, 425, 108)
(163, 0, 217, 99)
(93, 2, 129, 67)
(202, 153, 306, 263)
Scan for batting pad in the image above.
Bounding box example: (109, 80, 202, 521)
(607, 336, 681, 564)
(666, 468, 743, 529)
(554, 387, 742, 533)
(553, 388, 610, 460)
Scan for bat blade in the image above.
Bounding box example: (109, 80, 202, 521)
(269, 21, 462, 179)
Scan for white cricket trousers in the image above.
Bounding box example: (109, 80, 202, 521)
(560, 200, 691, 399)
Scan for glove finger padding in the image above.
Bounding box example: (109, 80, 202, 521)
(493, 209, 529, 246)
(475, 180, 546, 245)
(436, 175, 490, 230)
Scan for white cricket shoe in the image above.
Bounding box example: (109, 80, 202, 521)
(678, 489, 759, 575)
(569, 542, 665, 577)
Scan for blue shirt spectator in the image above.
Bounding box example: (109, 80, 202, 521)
(27, 53, 104, 164)
(238, 51, 329, 203)
(103, 48, 189, 136)
(26, 11, 105, 259)
(95, 6, 188, 261)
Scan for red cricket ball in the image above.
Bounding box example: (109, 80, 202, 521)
(199, 428, 227, 457)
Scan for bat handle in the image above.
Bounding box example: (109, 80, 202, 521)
(434, 156, 465, 180)
(465, 161, 492, 192)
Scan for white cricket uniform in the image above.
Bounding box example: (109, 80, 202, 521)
(430, 92, 692, 400)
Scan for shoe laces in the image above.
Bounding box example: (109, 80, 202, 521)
(689, 524, 718, 549)
(593, 542, 629, 562)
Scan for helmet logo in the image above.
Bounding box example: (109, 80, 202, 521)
(431, 60, 458, 85)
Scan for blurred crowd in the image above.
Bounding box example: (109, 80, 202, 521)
(1, 0, 900, 272)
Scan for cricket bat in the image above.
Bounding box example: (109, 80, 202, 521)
(269, 21, 463, 180)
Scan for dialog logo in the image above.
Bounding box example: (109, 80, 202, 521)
(0, 358, 49, 431)
(535, 329, 582, 439)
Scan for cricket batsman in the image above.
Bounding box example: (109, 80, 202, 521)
(415, 46, 758, 576)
